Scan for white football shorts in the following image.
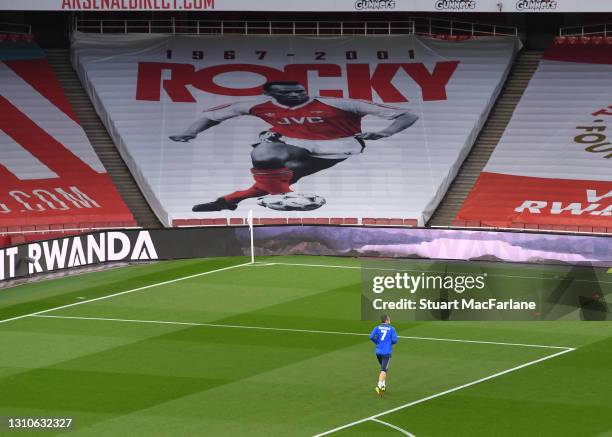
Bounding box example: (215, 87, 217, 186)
(285, 136, 365, 159)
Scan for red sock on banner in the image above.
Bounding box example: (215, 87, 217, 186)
(223, 167, 293, 203)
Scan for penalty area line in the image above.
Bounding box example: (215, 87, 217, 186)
(312, 347, 575, 436)
(0, 262, 251, 325)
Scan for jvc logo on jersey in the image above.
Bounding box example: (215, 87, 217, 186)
(354, 0, 396, 10)
(435, 0, 476, 10)
(515, 0, 557, 11)
(277, 116, 324, 125)
(136, 61, 459, 103)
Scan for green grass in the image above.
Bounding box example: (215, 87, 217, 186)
(0, 256, 611, 436)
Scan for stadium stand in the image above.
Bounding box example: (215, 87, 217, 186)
(45, 49, 162, 229)
(428, 50, 544, 226)
(456, 36, 612, 232)
(0, 37, 135, 247)
(71, 30, 520, 227)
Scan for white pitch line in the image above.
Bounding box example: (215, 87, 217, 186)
(29, 314, 574, 351)
(371, 418, 416, 437)
(393, 335, 572, 351)
(313, 347, 575, 437)
(262, 261, 612, 284)
(0, 262, 251, 325)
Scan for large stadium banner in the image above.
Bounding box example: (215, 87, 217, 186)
(1, 0, 610, 12)
(457, 42, 612, 228)
(0, 41, 133, 227)
(72, 32, 520, 226)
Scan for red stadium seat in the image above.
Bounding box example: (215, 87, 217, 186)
(537, 224, 554, 231)
(9, 235, 26, 246)
(260, 218, 287, 225)
(173, 219, 201, 226)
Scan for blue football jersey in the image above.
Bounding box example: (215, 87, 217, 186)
(369, 324, 398, 355)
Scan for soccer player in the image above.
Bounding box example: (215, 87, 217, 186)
(169, 81, 418, 211)
(369, 314, 398, 397)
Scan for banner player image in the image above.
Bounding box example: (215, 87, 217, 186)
(169, 81, 418, 211)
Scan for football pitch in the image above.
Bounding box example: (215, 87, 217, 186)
(1, 255, 612, 436)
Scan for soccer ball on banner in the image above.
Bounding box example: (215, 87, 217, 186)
(257, 193, 326, 211)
